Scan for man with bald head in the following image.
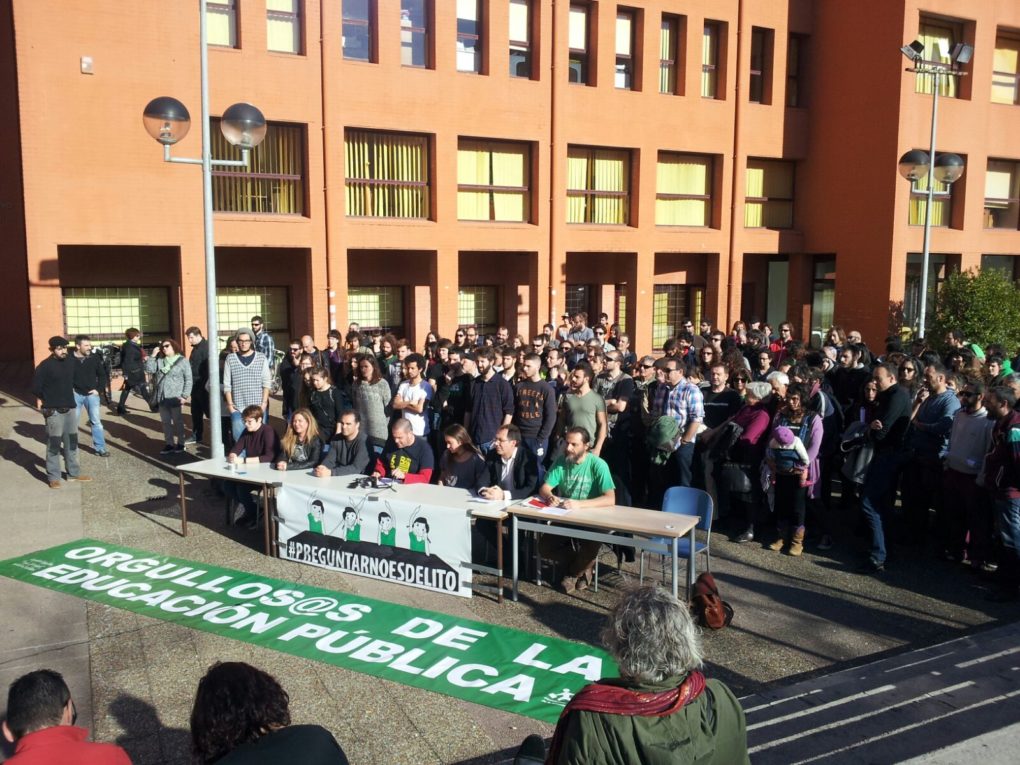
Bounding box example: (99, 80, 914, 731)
(372, 419, 434, 484)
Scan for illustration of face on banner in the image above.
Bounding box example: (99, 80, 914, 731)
(278, 485, 472, 597)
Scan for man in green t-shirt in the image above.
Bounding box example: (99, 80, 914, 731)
(538, 426, 616, 594)
(557, 362, 608, 457)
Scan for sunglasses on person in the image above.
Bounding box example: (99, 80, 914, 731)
(641, 363, 655, 369)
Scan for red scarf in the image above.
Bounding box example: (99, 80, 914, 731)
(545, 672, 706, 764)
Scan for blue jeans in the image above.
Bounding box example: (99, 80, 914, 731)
(230, 410, 244, 441)
(74, 392, 106, 452)
(522, 437, 548, 482)
(996, 497, 1020, 556)
(672, 442, 696, 488)
(860, 452, 904, 564)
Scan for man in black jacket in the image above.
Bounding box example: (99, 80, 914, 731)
(33, 336, 92, 488)
(857, 363, 911, 573)
(476, 425, 539, 567)
(72, 336, 109, 457)
(314, 411, 372, 477)
(185, 327, 210, 444)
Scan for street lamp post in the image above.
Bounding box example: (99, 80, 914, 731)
(897, 39, 972, 341)
(142, 0, 266, 459)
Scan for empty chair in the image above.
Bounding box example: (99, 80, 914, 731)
(639, 486, 713, 590)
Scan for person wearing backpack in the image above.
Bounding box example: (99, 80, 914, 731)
(765, 383, 822, 556)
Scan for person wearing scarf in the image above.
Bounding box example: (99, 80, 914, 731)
(533, 585, 748, 765)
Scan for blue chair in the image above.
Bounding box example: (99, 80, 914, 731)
(639, 486, 713, 590)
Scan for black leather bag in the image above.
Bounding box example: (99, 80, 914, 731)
(720, 461, 753, 495)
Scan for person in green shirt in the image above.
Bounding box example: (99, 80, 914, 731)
(377, 512, 396, 546)
(523, 585, 749, 765)
(557, 362, 609, 458)
(341, 507, 361, 542)
(307, 499, 324, 534)
(538, 426, 616, 593)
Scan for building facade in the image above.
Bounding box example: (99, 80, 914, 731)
(1, 0, 1019, 362)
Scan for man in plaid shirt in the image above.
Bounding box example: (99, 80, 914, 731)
(250, 316, 276, 372)
(662, 357, 704, 487)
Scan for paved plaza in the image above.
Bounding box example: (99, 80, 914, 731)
(1, 362, 1018, 764)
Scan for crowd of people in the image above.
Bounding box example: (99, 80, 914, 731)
(32, 311, 1020, 602)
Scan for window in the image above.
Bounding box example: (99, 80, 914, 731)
(458, 286, 498, 334)
(916, 17, 961, 97)
(216, 287, 289, 346)
(568, 4, 590, 84)
(745, 159, 794, 228)
(659, 15, 681, 95)
(567, 147, 630, 225)
(207, 0, 238, 48)
(701, 21, 720, 98)
(616, 9, 636, 89)
(342, 0, 374, 61)
(810, 258, 835, 348)
(908, 167, 951, 227)
(903, 254, 950, 332)
(267, 0, 301, 54)
(981, 255, 1018, 280)
(509, 0, 531, 77)
(749, 27, 773, 104)
(652, 285, 702, 349)
(565, 285, 592, 318)
(63, 287, 170, 341)
(985, 159, 1020, 229)
(211, 121, 305, 215)
(992, 33, 1020, 105)
(345, 130, 430, 219)
(401, 0, 430, 68)
(614, 283, 627, 330)
(457, 0, 482, 73)
(656, 153, 712, 226)
(348, 287, 404, 335)
(457, 139, 530, 222)
(786, 34, 805, 107)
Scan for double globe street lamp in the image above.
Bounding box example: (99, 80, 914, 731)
(897, 38, 972, 340)
(141, 0, 267, 460)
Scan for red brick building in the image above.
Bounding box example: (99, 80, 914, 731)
(1, 0, 1019, 362)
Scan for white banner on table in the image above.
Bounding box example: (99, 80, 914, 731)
(276, 484, 473, 598)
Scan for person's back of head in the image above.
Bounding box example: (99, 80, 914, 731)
(190, 662, 290, 764)
(4, 669, 70, 742)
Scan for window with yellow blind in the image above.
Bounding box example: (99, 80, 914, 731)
(207, 0, 238, 48)
(216, 287, 290, 347)
(656, 153, 712, 226)
(651, 285, 695, 349)
(457, 140, 530, 222)
(745, 159, 794, 229)
(267, 0, 301, 54)
(909, 169, 951, 227)
(458, 286, 498, 334)
(567, 147, 630, 225)
(211, 121, 305, 215)
(992, 33, 1020, 105)
(63, 287, 170, 342)
(348, 287, 405, 335)
(984, 159, 1020, 229)
(345, 130, 430, 219)
(916, 18, 961, 97)
(659, 15, 682, 95)
(702, 22, 720, 98)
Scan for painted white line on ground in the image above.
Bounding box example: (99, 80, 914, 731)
(955, 646, 1020, 669)
(743, 688, 823, 714)
(748, 681, 973, 754)
(746, 684, 896, 731)
(785, 687, 1020, 765)
(883, 651, 958, 673)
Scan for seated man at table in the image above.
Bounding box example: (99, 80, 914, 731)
(371, 419, 434, 484)
(475, 424, 541, 566)
(315, 410, 372, 478)
(226, 404, 280, 528)
(538, 426, 616, 594)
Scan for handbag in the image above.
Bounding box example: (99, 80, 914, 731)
(149, 357, 182, 412)
(690, 572, 734, 630)
(720, 461, 753, 495)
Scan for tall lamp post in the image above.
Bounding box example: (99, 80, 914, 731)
(897, 38, 972, 340)
(142, 0, 266, 459)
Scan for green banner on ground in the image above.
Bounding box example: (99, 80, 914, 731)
(0, 540, 615, 723)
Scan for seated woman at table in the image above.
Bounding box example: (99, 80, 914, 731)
(275, 408, 323, 471)
(371, 419, 434, 484)
(438, 424, 487, 490)
(226, 405, 280, 528)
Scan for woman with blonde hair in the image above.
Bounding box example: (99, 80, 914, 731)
(275, 408, 323, 471)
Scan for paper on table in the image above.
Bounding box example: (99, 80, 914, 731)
(538, 506, 572, 516)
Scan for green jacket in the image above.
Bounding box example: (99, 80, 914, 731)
(554, 676, 749, 765)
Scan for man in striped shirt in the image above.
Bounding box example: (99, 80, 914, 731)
(223, 329, 271, 442)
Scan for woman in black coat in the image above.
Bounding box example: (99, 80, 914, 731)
(116, 328, 150, 414)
